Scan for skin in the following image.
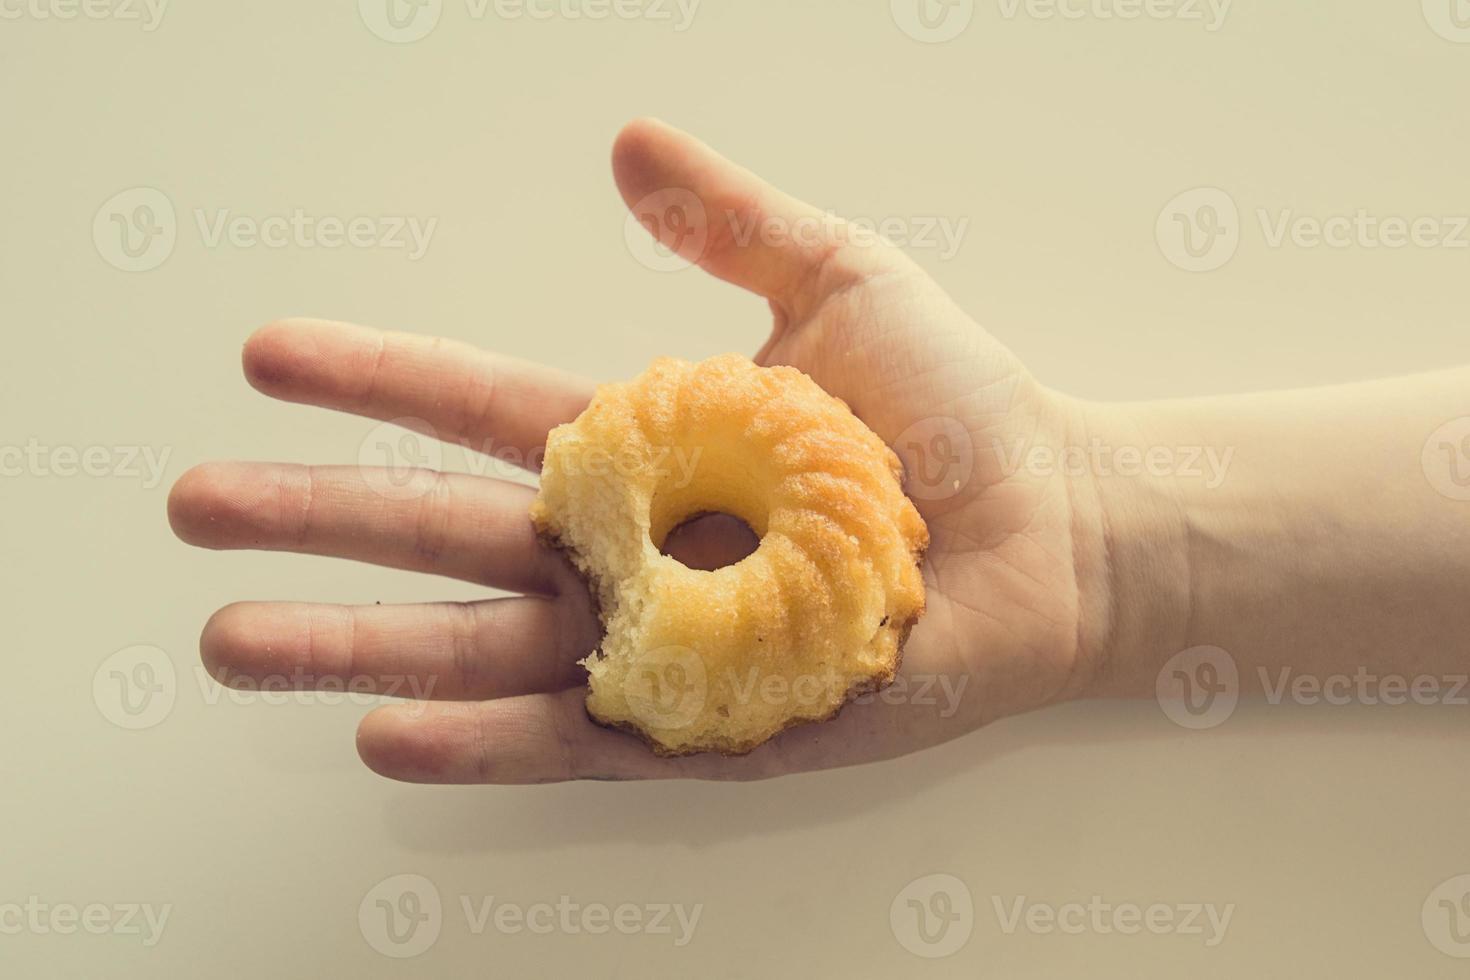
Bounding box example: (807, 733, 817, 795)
(168, 118, 1470, 783)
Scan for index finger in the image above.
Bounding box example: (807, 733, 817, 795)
(243, 318, 596, 470)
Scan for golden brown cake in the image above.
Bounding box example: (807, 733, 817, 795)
(530, 354, 928, 756)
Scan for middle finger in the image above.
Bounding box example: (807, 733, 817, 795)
(168, 462, 569, 595)
(200, 596, 597, 701)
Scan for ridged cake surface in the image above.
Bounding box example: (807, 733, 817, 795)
(531, 354, 928, 756)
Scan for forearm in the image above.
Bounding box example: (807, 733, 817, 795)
(1082, 368, 1470, 698)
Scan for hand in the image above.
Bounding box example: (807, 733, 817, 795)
(168, 119, 1122, 782)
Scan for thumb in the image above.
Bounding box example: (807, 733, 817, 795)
(612, 118, 897, 322)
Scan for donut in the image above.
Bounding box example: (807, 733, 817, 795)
(531, 354, 928, 756)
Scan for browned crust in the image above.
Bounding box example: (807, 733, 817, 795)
(532, 514, 928, 759)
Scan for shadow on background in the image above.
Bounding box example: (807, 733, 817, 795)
(376, 698, 1469, 853)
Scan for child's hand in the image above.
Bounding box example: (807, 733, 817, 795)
(165, 120, 1138, 782)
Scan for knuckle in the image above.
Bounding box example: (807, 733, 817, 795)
(447, 603, 485, 696)
(411, 472, 454, 563)
(459, 358, 500, 446)
(287, 466, 316, 546)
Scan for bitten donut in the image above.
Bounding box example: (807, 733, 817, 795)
(530, 354, 928, 756)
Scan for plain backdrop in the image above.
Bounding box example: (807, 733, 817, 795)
(3, 1, 1469, 977)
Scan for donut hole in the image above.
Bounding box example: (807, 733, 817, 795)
(658, 512, 760, 571)
(647, 445, 769, 572)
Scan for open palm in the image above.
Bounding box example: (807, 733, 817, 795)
(168, 119, 1103, 783)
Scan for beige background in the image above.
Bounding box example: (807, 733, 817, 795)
(4, 1, 1469, 976)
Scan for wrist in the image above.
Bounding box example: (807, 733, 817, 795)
(1058, 396, 1195, 700)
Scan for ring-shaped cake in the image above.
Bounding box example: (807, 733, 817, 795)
(531, 354, 928, 755)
